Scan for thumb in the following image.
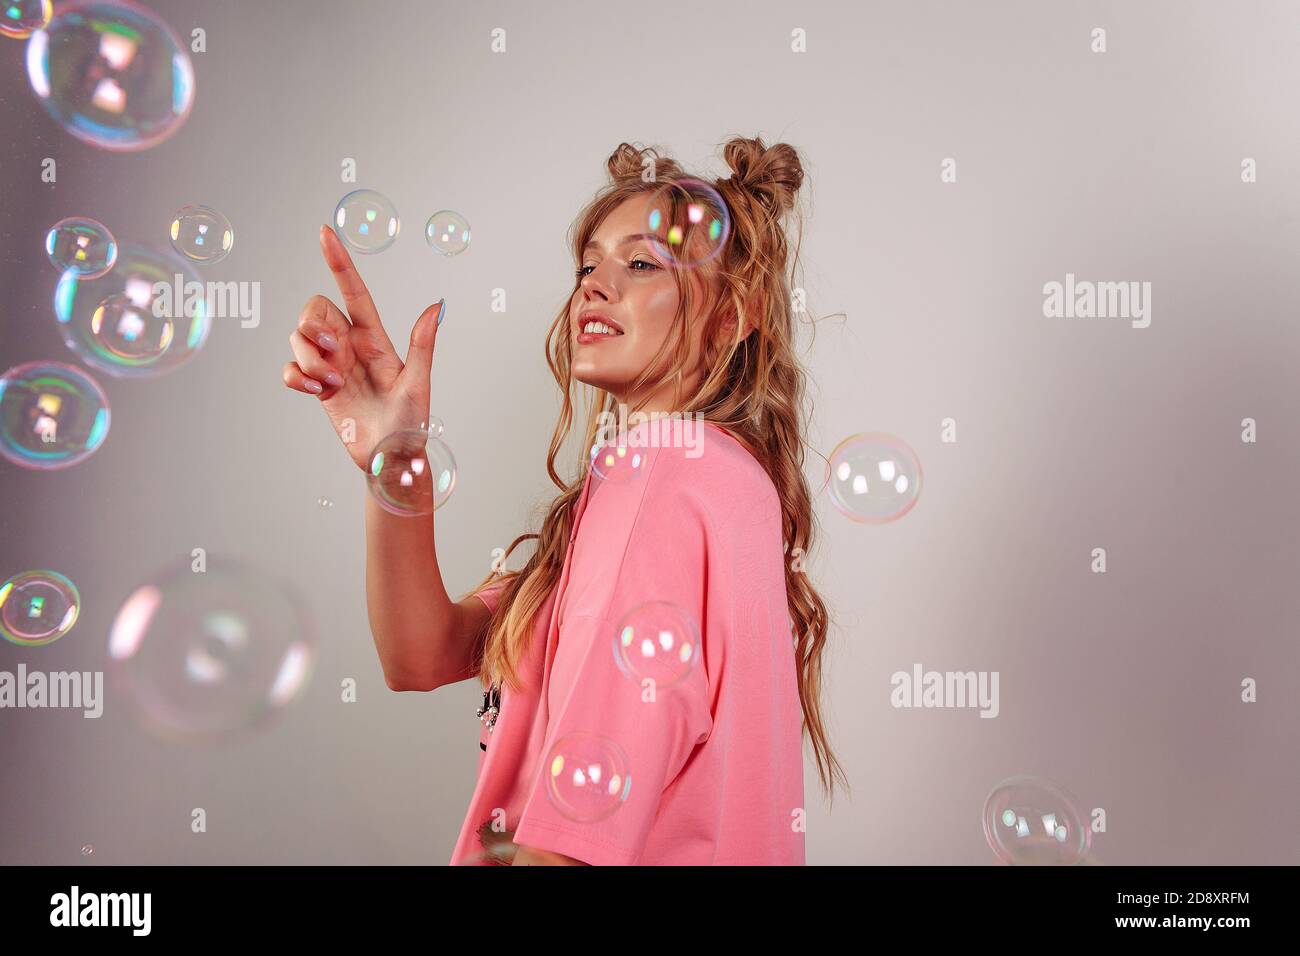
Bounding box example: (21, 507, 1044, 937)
(398, 298, 444, 392)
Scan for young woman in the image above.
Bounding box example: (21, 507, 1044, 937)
(282, 136, 844, 865)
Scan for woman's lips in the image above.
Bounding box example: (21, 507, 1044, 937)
(576, 329, 623, 344)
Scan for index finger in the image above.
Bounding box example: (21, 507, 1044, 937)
(319, 224, 386, 331)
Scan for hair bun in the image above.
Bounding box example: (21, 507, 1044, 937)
(606, 142, 686, 183)
(722, 136, 803, 214)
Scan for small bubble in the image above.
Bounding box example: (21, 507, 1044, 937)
(81, 844, 94, 856)
(317, 497, 333, 509)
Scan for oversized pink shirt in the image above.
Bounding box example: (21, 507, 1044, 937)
(448, 420, 805, 866)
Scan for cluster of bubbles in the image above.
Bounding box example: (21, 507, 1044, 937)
(0, 569, 80, 646)
(982, 775, 1091, 865)
(54, 243, 210, 379)
(544, 732, 633, 823)
(1, 4, 324, 749)
(333, 190, 471, 257)
(8, 2, 232, 465)
(824, 432, 923, 523)
(107, 559, 316, 741)
(25, 1, 195, 151)
(366, 418, 458, 516)
(528, 601, 702, 828)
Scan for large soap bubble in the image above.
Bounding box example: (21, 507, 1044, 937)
(54, 244, 210, 378)
(108, 559, 316, 741)
(0, 360, 109, 469)
(26, 0, 196, 151)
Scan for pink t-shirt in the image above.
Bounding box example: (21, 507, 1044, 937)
(448, 419, 806, 866)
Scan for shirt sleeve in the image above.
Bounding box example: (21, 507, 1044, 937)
(511, 449, 716, 865)
(468, 577, 509, 615)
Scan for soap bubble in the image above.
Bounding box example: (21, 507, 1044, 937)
(590, 439, 644, 483)
(45, 216, 117, 278)
(425, 210, 471, 256)
(644, 177, 731, 269)
(107, 559, 316, 741)
(169, 204, 233, 263)
(55, 244, 210, 378)
(88, 292, 175, 365)
(0, 361, 109, 470)
(983, 775, 1090, 866)
(80, 843, 94, 856)
(317, 497, 333, 509)
(0, 570, 80, 646)
(0, 0, 51, 39)
(613, 601, 700, 690)
(544, 732, 632, 823)
(366, 427, 457, 516)
(824, 433, 922, 523)
(26, 0, 196, 151)
(334, 189, 399, 254)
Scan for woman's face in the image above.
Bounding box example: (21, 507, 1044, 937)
(568, 195, 721, 410)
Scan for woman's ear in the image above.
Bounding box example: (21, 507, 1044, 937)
(719, 304, 754, 341)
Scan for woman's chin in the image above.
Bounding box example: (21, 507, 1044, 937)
(572, 368, 626, 394)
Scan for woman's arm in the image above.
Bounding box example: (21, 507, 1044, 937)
(365, 493, 492, 691)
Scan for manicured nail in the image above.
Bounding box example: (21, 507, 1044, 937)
(304, 378, 323, 393)
(316, 331, 338, 351)
(323, 371, 344, 387)
(436, 298, 447, 326)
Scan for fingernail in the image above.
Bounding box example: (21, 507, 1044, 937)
(437, 298, 447, 326)
(316, 332, 338, 351)
(323, 371, 344, 387)
(304, 378, 323, 393)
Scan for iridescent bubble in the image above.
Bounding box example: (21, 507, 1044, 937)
(0, 361, 109, 470)
(89, 292, 175, 365)
(107, 559, 316, 741)
(613, 601, 700, 690)
(424, 210, 470, 256)
(55, 244, 210, 378)
(334, 189, 399, 254)
(983, 775, 1090, 866)
(0, 570, 80, 646)
(169, 204, 233, 263)
(45, 216, 117, 278)
(366, 427, 457, 516)
(544, 732, 632, 823)
(317, 497, 333, 509)
(26, 0, 196, 151)
(824, 433, 922, 523)
(644, 177, 731, 269)
(590, 439, 644, 483)
(0, 0, 51, 39)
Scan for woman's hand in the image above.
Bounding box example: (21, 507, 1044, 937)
(282, 225, 445, 472)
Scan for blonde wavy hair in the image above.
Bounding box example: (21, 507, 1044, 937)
(467, 136, 846, 798)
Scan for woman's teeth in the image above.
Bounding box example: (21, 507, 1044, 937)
(582, 321, 621, 335)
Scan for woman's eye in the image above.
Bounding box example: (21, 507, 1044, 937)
(575, 259, 659, 279)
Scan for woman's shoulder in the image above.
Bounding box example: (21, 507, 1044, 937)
(634, 419, 779, 525)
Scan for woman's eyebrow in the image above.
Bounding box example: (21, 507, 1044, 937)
(582, 233, 660, 254)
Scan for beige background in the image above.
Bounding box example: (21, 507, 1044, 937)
(1, 0, 1298, 864)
